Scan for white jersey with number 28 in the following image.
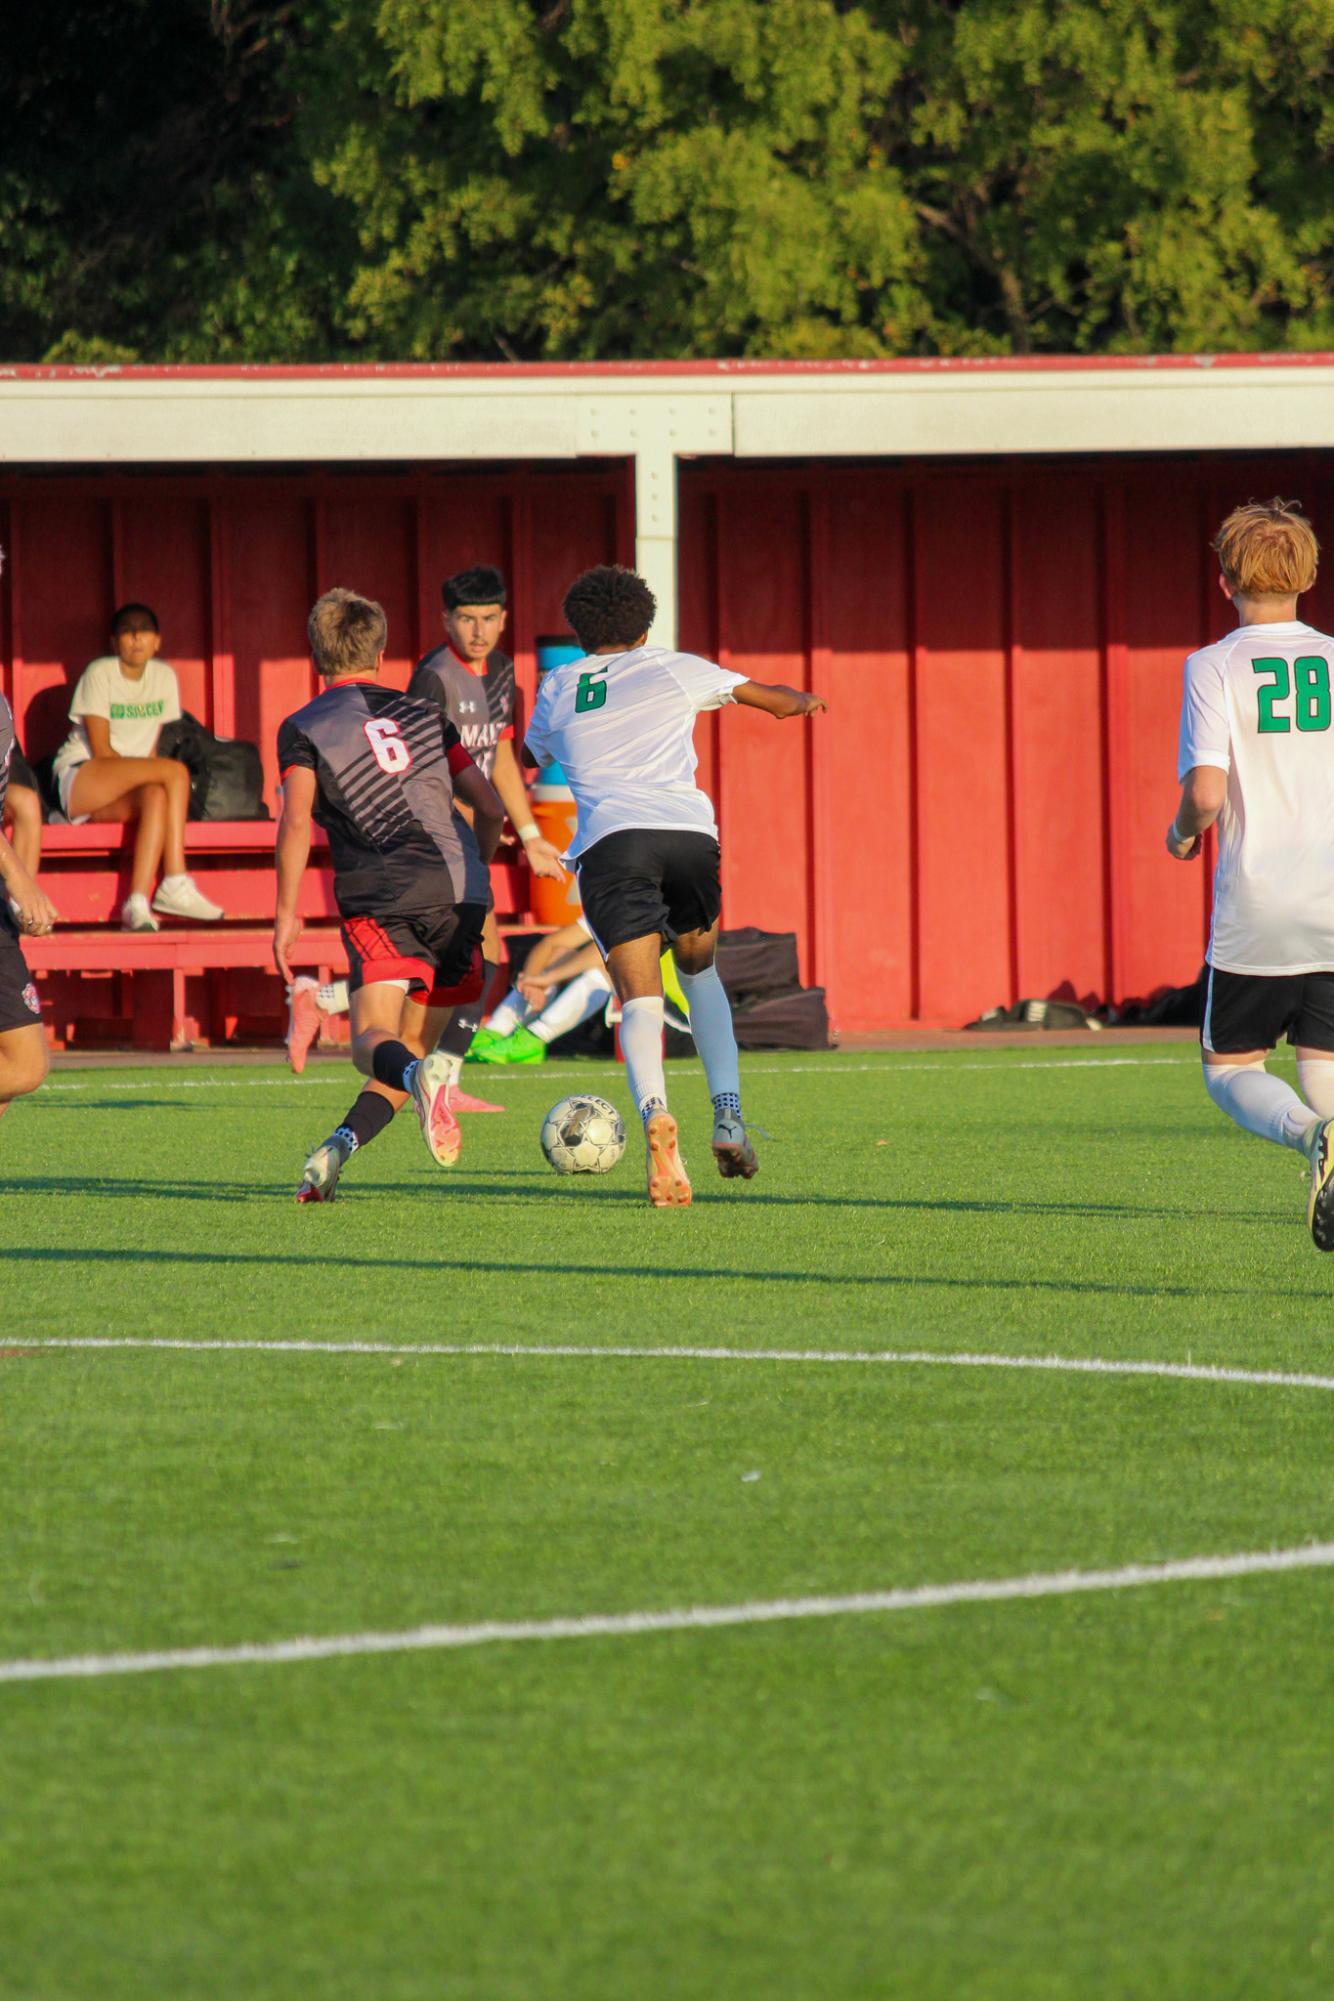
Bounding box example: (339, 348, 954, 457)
(525, 645, 748, 859)
(1178, 619, 1334, 974)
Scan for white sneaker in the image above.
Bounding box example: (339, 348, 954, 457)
(152, 874, 223, 922)
(121, 892, 159, 933)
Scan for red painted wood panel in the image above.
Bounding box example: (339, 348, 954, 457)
(912, 479, 1012, 1021)
(229, 492, 314, 812)
(320, 491, 417, 690)
(1009, 478, 1107, 1006)
(116, 493, 212, 727)
(10, 494, 113, 762)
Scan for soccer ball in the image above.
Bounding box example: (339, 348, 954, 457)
(540, 1094, 626, 1175)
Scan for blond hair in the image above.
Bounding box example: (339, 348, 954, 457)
(307, 587, 387, 677)
(1213, 498, 1319, 599)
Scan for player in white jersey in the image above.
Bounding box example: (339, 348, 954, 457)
(525, 564, 826, 1207)
(1168, 498, 1334, 1248)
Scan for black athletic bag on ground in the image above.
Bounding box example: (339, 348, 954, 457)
(731, 984, 831, 1051)
(715, 927, 800, 1004)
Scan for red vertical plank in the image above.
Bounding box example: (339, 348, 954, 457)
(116, 491, 212, 725)
(8, 493, 114, 758)
(912, 479, 1011, 1022)
(819, 474, 914, 1029)
(416, 481, 510, 671)
(713, 477, 812, 974)
(209, 496, 236, 739)
(320, 491, 416, 691)
(1008, 475, 1108, 1005)
(230, 492, 313, 807)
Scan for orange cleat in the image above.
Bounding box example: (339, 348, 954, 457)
(645, 1110, 692, 1208)
(286, 978, 323, 1076)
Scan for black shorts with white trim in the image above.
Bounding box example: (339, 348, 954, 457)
(575, 828, 722, 954)
(0, 909, 42, 1034)
(1202, 965, 1334, 1055)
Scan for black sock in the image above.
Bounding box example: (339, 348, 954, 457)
(332, 1089, 398, 1155)
(436, 959, 499, 1058)
(371, 1039, 418, 1091)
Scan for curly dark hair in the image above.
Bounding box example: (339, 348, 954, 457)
(442, 565, 507, 612)
(561, 566, 657, 652)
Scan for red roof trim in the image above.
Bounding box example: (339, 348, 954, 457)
(2, 354, 1332, 384)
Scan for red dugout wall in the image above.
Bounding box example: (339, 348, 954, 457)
(4, 449, 1332, 1035)
(682, 454, 1334, 1030)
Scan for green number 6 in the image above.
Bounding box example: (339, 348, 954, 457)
(575, 668, 609, 714)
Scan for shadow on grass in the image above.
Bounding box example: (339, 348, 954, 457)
(0, 1243, 1308, 1301)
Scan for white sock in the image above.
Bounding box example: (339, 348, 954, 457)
(677, 965, 741, 1107)
(531, 968, 613, 1044)
(1203, 1062, 1317, 1151)
(1296, 1056, 1334, 1120)
(317, 979, 350, 1015)
(621, 997, 667, 1123)
(487, 988, 530, 1038)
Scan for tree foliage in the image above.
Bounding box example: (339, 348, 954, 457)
(4, 0, 1334, 363)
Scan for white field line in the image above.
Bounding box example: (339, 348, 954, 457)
(2, 1542, 1330, 1686)
(21, 1337, 1334, 1394)
(35, 1054, 1199, 1093)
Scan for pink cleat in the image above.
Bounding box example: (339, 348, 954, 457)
(286, 977, 322, 1076)
(410, 1053, 463, 1167)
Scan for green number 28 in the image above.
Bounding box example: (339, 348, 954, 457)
(575, 666, 609, 714)
(1253, 656, 1332, 734)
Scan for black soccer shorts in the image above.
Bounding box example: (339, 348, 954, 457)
(341, 901, 488, 1006)
(1202, 965, 1334, 1054)
(575, 828, 722, 954)
(0, 910, 42, 1034)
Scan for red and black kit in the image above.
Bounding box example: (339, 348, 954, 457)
(278, 679, 490, 1001)
(407, 644, 517, 782)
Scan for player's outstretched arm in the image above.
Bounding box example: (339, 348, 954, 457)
(1166, 764, 1227, 860)
(273, 766, 316, 981)
(0, 833, 57, 936)
(490, 737, 567, 879)
(732, 680, 827, 720)
(454, 763, 506, 865)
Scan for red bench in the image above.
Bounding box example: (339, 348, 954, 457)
(24, 822, 532, 1050)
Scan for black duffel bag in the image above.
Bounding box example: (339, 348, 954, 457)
(159, 713, 269, 821)
(715, 926, 801, 1004)
(731, 983, 831, 1051)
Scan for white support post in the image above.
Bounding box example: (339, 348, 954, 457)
(634, 439, 679, 651)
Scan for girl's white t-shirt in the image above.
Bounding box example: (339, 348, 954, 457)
(53, 656, 183, 780)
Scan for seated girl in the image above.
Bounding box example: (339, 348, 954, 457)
(52, 603, 223, 931)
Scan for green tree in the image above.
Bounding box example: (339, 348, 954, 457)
(4, 0, 1334, 363)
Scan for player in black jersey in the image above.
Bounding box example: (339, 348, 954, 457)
(274, 588, 504, 1202)
(286, 564, 566, 1086)
(0, 692, 56, 1129)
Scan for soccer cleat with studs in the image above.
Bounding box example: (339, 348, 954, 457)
(286, 977, 322, 1076)
(296, 1137, 348, 1204)
(1306, 1116, 1334, 1250)
(411, 1052, 463, 1167)
(645, 1109, 692, 1208)
(711, 1111, 759, 1181)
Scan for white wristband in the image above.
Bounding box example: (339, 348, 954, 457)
(516, 822, 540, 843)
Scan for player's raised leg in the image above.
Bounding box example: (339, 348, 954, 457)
(0, 1021, 48, 1127)
(606, 932, 690, 1208)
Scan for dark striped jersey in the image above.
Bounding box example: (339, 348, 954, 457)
(0, 694, 13, 822)
(277, 678, 490, 919)
(407, 645, 516, 781)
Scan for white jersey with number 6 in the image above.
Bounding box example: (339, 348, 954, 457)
(1179, 618, 1334, 974)
(525, 645, 748, 858)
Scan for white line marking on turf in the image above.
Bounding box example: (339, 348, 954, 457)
(2, 1543, 1330, 1685)
(21, 1338, 1334, 1394)
(36, 1055, 1197, 1092)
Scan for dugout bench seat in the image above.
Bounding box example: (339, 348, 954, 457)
(23, 821, 532, 1051)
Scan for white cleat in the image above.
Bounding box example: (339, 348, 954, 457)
(152, 874, 224, 922)
(297, 1138, 347, 1204)
(411, 1052, 463, 1167)
(712, 1112, 759, 1181)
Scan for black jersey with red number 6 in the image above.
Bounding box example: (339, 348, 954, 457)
(277, 679, 490, 918)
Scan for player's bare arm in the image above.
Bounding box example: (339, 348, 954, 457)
(452, 762, 505, 865)
(732, 680, 827, 719)
(273, 765, 316, 982)
(1166, 764, 1227, 860)
(518, 939, 602, 1009)
(489, 736, 567, 879)
(0, 833, 57, 936)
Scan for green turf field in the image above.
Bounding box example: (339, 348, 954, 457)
(2, 1046, 1331, 2000)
